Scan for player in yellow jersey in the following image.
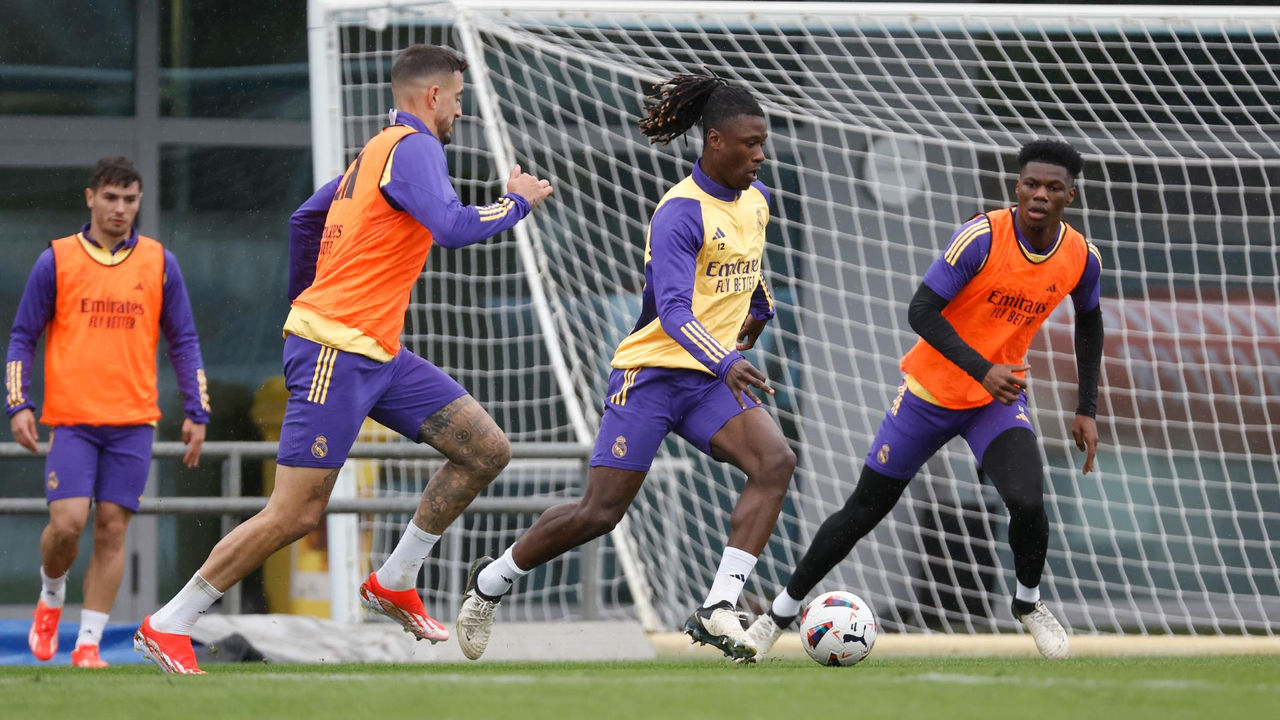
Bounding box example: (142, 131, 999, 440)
(457, 74, 794, 661)
(745, 139, 1103, 661)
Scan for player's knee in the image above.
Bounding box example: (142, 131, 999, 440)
(265, 505, 325, 544)
(47, 514, 87, 542)
(292, 509, 326, 540)
(757, 445, 796, 491)
(92, 517, 129, 549)
(772, 445, 798, 480)
(453, 433, 511, 481)
(483, 434, 512, 475)
(577, 506, 624, 540)
(1005, 493, 1045, 521)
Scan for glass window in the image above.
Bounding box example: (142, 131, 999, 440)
(0, 167, 91, 354)
(160, 0, 309, 119)
(158, 144, 311, 392)
(0, 2, 135, 115)
(155, 145, 311, 597)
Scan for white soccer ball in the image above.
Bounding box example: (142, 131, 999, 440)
(799, 591, 877, 667)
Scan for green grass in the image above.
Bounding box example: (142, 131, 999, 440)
(3, 656, 1278, 720)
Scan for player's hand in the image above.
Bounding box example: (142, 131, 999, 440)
(1071, 414, 1098, 474)
(736, 315, 768, 351)
(507, 164, 553, 210)
(723, 358, 774, 409)
(181, 419, 207, 468)
(9, 408, 39, 453)
(981, 363, 1029, 405)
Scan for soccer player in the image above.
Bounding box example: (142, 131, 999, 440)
(744, 139, 1102, 661)
(132, 45, 553, 674)
(5, 156, 210, 668)
(455, 74, 793, 662)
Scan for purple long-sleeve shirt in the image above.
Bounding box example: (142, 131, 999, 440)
(288, 110, 531, 302)
(5, 224, 210, 424)
(615, 161, 775, 377)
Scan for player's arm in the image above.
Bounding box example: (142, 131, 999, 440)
(159, 251, 210, 468)
(908, 219, 1025, 405)
(737, 272, 775, 351)
(381, 134, 546, 248)
(737, 181, 775, 351)
(907, 284, 992, 381)
(288, 175, 342, 302)
(5, 249, 57, 452)
(649, 200, 770, 406)
(1068, 245, 1104, 473)
(907, 219, 996, 381)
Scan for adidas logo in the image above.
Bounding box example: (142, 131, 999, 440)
(1046, 284, 1058, 293)
(134, 283, 144, 291)
(713, 227, 726, 240)
(730, 573, 746, 582)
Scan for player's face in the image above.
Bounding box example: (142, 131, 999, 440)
(431, 70, 465, 145)
(85, 181, 141, 241)
(1014, 161, 1075, 233)
(705, 114, 768, 191)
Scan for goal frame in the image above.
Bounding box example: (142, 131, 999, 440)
(307, 0, 1280, 635)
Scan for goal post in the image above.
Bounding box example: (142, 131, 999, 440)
(309, 0, 1280, 636)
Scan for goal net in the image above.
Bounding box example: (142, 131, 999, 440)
(310, 0, 1280, 635)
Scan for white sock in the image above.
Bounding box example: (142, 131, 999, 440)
(771, 588, 806, 619)
(375, 521, 441, 592)
(477, 545, 529, 599)
(702, 546, 758, 608)
(40, 566, 67, 609)
(150, 572, 223, 635)
(1016, 581, 1041, 604)
(76, 609, 110, 649)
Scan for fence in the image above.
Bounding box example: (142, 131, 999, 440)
(0, 440, 596, 621)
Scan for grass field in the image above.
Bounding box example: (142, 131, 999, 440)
(3, 655, 1278, 720)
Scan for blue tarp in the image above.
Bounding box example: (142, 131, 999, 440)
(0, 619, 147, 665)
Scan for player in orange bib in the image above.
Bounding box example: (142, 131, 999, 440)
(5, 157, 210, 668)
(133, 45, 553, 674)
(745, 140, 1103, 661)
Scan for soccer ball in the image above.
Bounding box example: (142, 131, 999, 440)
(799, 591, 877, 667)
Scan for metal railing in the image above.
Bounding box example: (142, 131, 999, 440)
(0, 440, 599, 618)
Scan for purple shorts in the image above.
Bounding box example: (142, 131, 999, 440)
(590, 366, 759, 471)
(276, 335, 468, 468)
(864, 379, 1035, 480)
(44, 424, 155, 511)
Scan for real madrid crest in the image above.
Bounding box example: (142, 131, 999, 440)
(46, 471, 59, 490)
(611, 435, 628, 459)
(876, 443, 890, 465)
(311, 435, 329, 459)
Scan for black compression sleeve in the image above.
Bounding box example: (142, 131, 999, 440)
(1073, 305, 1104, 417)
(906, 283, 993, 383)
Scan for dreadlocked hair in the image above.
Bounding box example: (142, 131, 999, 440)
(638, 73, 763, 145)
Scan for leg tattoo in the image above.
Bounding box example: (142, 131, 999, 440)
(414, 397, 512, 533)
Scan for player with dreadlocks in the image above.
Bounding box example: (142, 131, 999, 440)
(455, 74, 792, 661)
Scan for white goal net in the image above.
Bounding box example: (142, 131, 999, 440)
(310, 0, 1280, 635)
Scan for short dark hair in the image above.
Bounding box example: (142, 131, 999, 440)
(638, 74, 764, 145)
(391, 45, 467, 87)
(89, 156, 142, 191)
(1018, 139, 1084, 179)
